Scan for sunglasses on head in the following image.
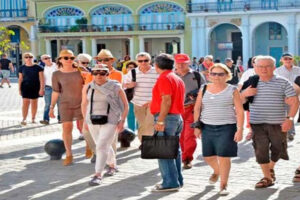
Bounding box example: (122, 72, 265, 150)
(137, 59, 149, 63)
(25, 56, 33, 59)
(92, 71, 108, 76)
(62, 56, 75, 61)
(210, 72, 226, 77)
(81, 62, 89, 65)
(283, 57, 293, 61)
(97, 58, 111, 62)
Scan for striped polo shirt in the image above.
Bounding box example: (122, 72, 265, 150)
(200, 84, 237, 125)
(124, 67, 158, 106)
(250, 75, 296, 124)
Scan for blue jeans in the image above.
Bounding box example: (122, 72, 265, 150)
(155, 114, 183, 188)
(43, 86, 60, 121)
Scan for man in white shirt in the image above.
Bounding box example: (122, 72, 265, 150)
(124, 52, 158, 146)
(40, 54, 59, 125)
(274, 53, 300, 141)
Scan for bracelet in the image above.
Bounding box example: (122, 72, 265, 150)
(157, 121, 164, 125)
(50, 105, 55, 109)
(237, 126, 243, 130)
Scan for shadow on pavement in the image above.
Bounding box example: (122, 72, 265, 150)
(230, 188, 278, 200)
(0, 142, 153, 200)
(186, 185, 215, 200)
(275, 184, 300, 200)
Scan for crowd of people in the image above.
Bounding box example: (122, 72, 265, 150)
(10, 48, 300, 194)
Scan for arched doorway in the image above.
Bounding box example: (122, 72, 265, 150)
(253, 22, 288, 67)
(209, 23, 243, 64)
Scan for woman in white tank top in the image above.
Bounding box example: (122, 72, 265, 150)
(193, 63, 244, 195)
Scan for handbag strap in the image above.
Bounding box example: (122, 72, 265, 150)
(89, 89, 110, 115)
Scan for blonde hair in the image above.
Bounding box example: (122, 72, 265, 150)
(209, 63, 232, 82)
(22, 52, 34, 60)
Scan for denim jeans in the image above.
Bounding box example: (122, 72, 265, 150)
(154, 114, 183, 188)
(43, 86, 60, 121)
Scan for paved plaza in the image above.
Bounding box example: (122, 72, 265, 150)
(0, 80, 300, 200)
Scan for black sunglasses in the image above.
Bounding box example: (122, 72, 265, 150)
(62, 57, 75, 61)
(137, 59, 149, 63)
(43, 57, 51, 60)
(97, 58, 111, 62)
(81, 62, 89, 65)
(210, 72, 226, 77)
(25, 56, 33, 59)
(92, 71, 108, 76)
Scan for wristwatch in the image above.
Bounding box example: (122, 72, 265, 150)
(157, 121, 164, 125)
(286, 116, 294, 121)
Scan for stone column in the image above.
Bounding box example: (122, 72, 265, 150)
(129, 37, 134, 59)
(179, 35, 184, 53)
(45, 39, 51, 56)
(191, 17, 198, 58)
(288, 14, 296, 56)
(197, 17, 206, 58)
(242, 15, 250, 69)
(138, 36, 144, 52)
(30, 25, 38, 56)
(56, 40, 61, 57)
(91, 38, 97, 57)
(81, 38, 87, 53)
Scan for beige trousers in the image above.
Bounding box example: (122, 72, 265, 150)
(82, 126, 96, 153)
(134, 104, 154, 141)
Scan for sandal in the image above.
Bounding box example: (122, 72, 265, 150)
(270, 169, 276, 181)
(255, 177, 274, 188)
(20, 121, 27, 126)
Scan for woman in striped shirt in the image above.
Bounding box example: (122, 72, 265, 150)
(193, 63, 244, 195)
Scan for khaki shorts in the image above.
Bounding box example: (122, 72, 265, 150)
(1, 70, 10, 79)
(251, 124, 288, 164)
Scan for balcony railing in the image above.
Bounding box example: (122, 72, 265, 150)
(38, 23, 185, 33)
(0, 9, 27, 18)
(187, 1, 300, 13)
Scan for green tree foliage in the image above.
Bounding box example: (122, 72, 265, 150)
(0, 26, 29, 55)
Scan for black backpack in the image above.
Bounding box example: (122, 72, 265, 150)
(125, 69, 136, 102)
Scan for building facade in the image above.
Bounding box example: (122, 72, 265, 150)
(188, 0, 300, 66)
(33, 0, 190, 60)
(0, 0, 37, 63)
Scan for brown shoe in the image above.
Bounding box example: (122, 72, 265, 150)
(85, 148, 93, 159)
(63, 155, 73, 166)
(209, 173, 219, 184)
(255, 177, 274, 188)
(183, 161, 192, 169)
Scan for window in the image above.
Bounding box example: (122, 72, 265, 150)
(269, 23, 282, 40)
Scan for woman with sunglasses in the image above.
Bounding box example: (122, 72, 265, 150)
(49, 50, 84, 166)
(193, 63, 244, 195)
(18, 52, 44, 125)
(81, 64, 128, 186)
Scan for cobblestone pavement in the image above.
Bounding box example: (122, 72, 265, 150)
(0, 81, 300, 200)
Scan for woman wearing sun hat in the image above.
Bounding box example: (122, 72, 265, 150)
(81, 64, 128, 186)
(49, 49, 84, 166)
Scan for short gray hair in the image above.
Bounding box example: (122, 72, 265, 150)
(77, 53, 92, 62)
(136, 52, 151, 60)
(255, 55, 276, 67)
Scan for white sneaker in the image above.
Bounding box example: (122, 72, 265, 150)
(219, 187, 229, 196)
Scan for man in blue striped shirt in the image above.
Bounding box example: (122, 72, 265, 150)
(241, 55, 299, 188)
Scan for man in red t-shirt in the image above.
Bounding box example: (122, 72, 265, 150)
(150, 53, 185, 192)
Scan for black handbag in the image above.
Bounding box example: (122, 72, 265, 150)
(124, 69, 136, 102)
(90, 89, 110, 125)
(141, 131, 179, 159)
